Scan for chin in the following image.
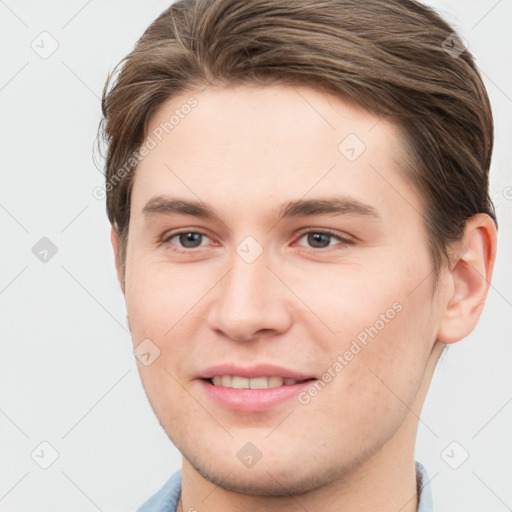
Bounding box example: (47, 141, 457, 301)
(188, 456, 337, 497)
(177, 433, 369, 498)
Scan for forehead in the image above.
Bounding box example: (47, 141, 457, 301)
(132, 84, 420, 223)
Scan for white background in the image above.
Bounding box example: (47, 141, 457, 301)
(0, 1, 511, 511)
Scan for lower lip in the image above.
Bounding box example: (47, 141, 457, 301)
(198, 379, 315, 412)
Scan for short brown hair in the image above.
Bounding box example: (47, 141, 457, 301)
(99, 0, 497, 290)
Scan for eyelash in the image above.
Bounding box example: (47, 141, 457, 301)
(160, 228, 355, 253)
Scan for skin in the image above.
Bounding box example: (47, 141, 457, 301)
(111, 84, 497, 512)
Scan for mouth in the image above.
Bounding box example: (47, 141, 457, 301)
(197, 364, 318, 412)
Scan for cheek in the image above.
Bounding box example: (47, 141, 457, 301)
(304, 259, 436, 409)
(344, 283, 435, 421)
(283, 259, 410, 340)
(124, 256, 205, 341)
(304, 306, 433, 448)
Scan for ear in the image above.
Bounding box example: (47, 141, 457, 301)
(437, 213, 497, 344)
(110, 225, 126, 295)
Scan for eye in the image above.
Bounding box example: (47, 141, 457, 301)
(160, 228, 354, 252)
(162, 231, 212, 250)
(295, 229, 354, 250)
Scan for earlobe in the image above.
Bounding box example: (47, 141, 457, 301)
(437, 213, 497, 344)
(110, 225, 126, 294)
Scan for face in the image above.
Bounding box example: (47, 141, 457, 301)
(121, 84, 445, 495)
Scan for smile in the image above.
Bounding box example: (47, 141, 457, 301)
(197, 366, 317, 412)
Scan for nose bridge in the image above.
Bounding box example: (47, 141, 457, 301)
(207, 239, 291, 341)
(228, 246, 270, 304)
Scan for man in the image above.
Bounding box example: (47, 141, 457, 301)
(99, 1, 498, 510)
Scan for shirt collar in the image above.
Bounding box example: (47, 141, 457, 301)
(416, 461, 434, 512)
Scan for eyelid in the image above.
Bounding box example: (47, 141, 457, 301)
(294, 227, 354, 241)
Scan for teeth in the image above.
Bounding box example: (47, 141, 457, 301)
(251, 377, 276, 389)
(210, 376, 299, 389)
(232, 376, 250, 389)
(268, 376, 284, 387)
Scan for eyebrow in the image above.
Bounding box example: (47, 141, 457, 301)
(142, 195, 381, 221)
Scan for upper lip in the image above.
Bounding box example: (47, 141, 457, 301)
(198, 364, 316, 381)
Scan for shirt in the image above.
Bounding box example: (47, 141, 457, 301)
(137, 460, 433, 511)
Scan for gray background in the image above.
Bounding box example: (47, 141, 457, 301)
(0, 1, 510, 510)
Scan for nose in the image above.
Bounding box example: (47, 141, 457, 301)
(206, 246, 293, 342)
